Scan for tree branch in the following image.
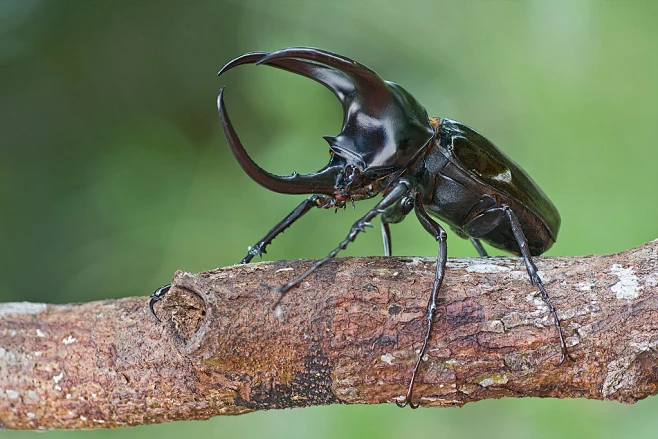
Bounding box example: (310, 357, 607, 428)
(2, 241, 658, 429)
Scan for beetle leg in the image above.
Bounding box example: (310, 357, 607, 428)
(270, 181, 411, 307)
(467, 204, 574, 365)
(149, 194, 332, 322)
(242, 194, 334, 264)
(396, 194, 447, 409)
(470, 238, 489, 257)
(380, 195, 415, 257)
(149, 284, 171, 323)
(498, 204, 575, 365)
(218, 88, 341, 195)
(381, 223, 392, 257)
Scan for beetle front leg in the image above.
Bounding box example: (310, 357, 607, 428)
(270, 181, 411, 307)
(148, 195, 335, 323)
(149, 284, 171, 323)
(242, 194, 334, 264)
(396, 194, 448, 409)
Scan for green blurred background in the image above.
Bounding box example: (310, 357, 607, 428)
(2, 0, 658, 438)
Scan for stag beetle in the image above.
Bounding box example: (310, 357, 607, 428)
(150, 47, 573, 408)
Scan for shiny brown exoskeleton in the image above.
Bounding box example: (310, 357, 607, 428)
(150, 47, 573, 408)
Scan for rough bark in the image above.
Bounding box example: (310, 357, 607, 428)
(1, 241, 658, 430)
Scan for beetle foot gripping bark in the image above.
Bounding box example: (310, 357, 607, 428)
(149, 284, 171, 323)
(499, 204, 575, 365)
(396, 193, 448, 408)
(149, 47, 571, 408)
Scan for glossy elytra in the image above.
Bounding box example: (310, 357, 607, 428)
(150, 47, 573, 408)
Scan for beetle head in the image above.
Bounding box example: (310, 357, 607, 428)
(217, 47, 435, 199)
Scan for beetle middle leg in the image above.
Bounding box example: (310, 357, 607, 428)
(464, 204, 574, 365)
(396, 193, 448, 409)
(470, 237, 488, 257)
(270, 181, 411, 307)
(380, 195, 415, 257)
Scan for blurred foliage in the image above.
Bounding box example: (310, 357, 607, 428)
(1, 0, 658, 438)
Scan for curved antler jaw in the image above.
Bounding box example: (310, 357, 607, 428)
(265, 165, 343, 195)
(217, 47, 435, 195)
(217, 88, 341, 195)
(217, 52, 268, 77)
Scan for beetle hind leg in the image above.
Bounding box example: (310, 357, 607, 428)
(465, 204, 574, 365)
(499, 205, 575, 365)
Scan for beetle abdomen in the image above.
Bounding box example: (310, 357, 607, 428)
(420, 118, 559, 256)
(439, 119, 560, 241)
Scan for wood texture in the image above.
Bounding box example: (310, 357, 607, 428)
(1, 241, 658, 429)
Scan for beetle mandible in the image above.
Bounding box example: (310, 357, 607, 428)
(150, 47, 573, 408)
